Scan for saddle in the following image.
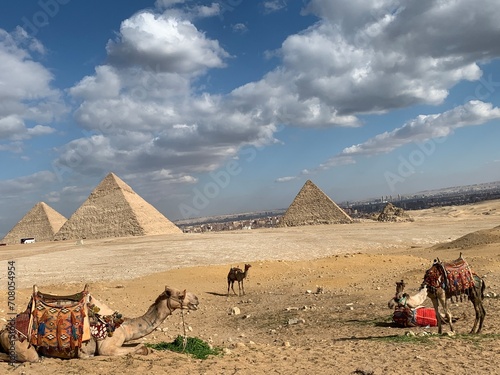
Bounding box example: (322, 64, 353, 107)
(438, 256, 475, 295)
(393, 306, 437, 328)
(12, 285, 91, 359)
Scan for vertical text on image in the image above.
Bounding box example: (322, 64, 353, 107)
(7, 260, 17, 365)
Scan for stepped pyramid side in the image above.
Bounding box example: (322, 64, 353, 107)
(2, 202, 67, 245)
(54, 172, 181, 241)
(279, 180, 352, 227)
(377, 202, 413, 222)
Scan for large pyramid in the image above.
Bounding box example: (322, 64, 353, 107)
(2, 202, 67, 245)
(53, 172, 181, 240)
(279, 180, 353, 227)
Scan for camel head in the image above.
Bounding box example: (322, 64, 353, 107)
(388, 279, 407, 309)
(163, 286, 199, 311)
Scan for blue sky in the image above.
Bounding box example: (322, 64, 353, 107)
(1, 0, 500, 237)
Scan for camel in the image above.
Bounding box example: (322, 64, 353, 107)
(0, 286, 199, 362)
(227, 264, 251, 296)
(388, 279, 428, 309)
(422, 254, 486, 334)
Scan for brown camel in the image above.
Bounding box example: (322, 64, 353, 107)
(227, 264, 251, 296)
(0, 286, 199, 362)
(422, 255, 485, 334)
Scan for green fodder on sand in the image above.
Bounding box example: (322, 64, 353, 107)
(146, 335, 223, 360)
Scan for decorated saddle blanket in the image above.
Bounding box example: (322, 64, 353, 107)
(9, 285, 125, 358)
(29, 286, 90, 359)
(424, 257, 475, 295)
(442, 257, 475, 294)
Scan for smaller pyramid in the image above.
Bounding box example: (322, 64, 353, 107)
(54, 172, 181, 240)
(376, 203, 413, 222)
(279, 180, 352, 227)
(2, 202, 67, 245)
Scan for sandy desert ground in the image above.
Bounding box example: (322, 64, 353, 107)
(1, 200, 500, 374)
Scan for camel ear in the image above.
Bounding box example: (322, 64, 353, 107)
(181, 289, 187, 299)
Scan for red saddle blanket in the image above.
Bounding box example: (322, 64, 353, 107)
(443, 258, 474, 294)
(393, 307, 437, 327)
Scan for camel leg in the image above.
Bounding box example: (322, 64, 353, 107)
(227, 281, 236, 297)
(442, 301, 454, 332)
(97, 340, 149, 356)
(469, 290, 486, 334)
(240, 280, 245, 296)
(440, 295, 454, 332)
(430, 296, 443, 334)
(470, 300, 480, 334)
(477, 302, 486, 333)
(0, 330, 40, 363)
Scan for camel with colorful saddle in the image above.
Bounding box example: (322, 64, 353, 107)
(0, 284, 199, 362)
(389, 254, 486, 333)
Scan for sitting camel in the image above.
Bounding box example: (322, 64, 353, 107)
(0, 285, 199, 362)
(388, 279, 428, 309)
(227, 264, 251, 296)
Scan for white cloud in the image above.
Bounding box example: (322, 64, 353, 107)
(65, 9, 279, 181)
(69, 66, 121, 100)
(0, 171, 56, 198)
(0, 28, 66, 151)
(328, 100, 500, 162)
(0, 115, 55, 141)
(155, 0, 185, 8)
(231, 0, 498, 130)
(263, 1, 288, 14)
(278, 100, 500, 181)
(275, 176, 297, 183)
(232, 23, 248, 33)
(155, 1, 220, 20)
(106, 11, 229, 74)
(63, 1, 500, 187)
(23, 124, 56, 139)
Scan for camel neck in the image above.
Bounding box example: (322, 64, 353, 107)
(123, 303, 172, 341)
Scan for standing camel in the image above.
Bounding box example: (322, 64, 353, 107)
(422, 255, 485, 334)
(227, 264, 251, 296)
(0, 286, 199, 362)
